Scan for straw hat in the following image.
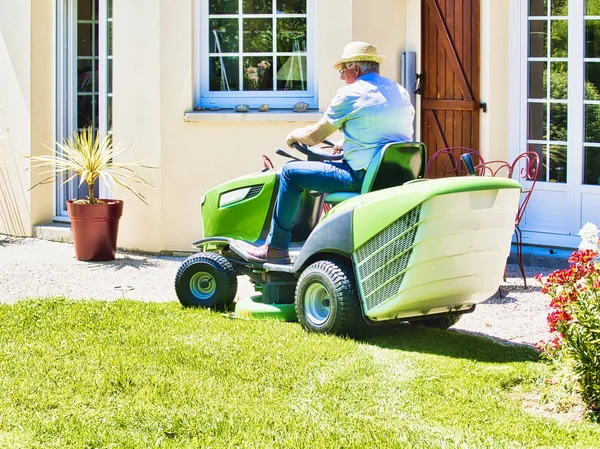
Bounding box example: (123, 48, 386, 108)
(333, 41, 386, 70)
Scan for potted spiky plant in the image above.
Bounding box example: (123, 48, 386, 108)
(29, 126, 154, 261)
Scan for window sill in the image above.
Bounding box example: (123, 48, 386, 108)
(184, 110, 323, 123)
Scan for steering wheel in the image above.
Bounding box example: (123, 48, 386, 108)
(290, 140, 344, 162)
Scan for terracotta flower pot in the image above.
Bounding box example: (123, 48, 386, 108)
(67, 199, 124, 261)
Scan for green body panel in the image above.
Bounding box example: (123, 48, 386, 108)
(234, 295, 297, 321)
(202, 171, 277, 242)
(350, 177, 522, 248)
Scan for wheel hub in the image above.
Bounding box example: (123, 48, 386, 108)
(190, 271, 216, 300)
(304, 282, 330, 325)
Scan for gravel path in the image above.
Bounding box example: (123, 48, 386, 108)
(0, 235, 557, 346)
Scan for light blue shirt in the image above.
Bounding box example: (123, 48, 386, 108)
(325, 73, 415, 170)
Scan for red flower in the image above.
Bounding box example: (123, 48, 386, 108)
(547, 309, 573, 333)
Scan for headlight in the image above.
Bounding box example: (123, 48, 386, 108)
(219, 187, 252, 208)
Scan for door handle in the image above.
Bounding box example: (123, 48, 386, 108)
(415, 73, 423, 95)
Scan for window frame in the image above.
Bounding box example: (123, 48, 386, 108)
(193, 0, 317, 110)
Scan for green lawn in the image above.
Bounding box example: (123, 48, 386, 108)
(0, 298, 598, 449)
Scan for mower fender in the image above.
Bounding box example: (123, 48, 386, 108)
(292, 209, 354, 271)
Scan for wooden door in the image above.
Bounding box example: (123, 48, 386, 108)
(421, 0, 481, 176)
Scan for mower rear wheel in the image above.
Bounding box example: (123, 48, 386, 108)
(175, 252, 237, 309)
(412, 313, 463, 329)
(295, 260, 362, 335)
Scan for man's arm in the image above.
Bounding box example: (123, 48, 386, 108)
(285, 116, 338, 147)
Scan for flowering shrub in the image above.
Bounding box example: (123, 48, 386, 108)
(536, 222, 600, 415)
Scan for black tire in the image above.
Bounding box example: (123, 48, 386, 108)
(295, 260, 362, 335)
(412, 313, 463, 329)
(175, 252, 237, 308)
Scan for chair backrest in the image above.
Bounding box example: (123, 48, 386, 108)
(480, 151, 540, 226)
(361, 142, 426, 194)
(426, 147, 486, 178)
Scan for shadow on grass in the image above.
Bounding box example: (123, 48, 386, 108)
(357, 324, 539, 363)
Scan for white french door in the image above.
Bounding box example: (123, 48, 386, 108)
(518, 0, 600, 248)
(55, 0, 113, 219)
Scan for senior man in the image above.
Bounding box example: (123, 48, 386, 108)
(247, 41, 415, 263)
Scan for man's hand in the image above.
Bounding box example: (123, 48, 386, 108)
(285, 117, 337, 148)
(332, 139, 344, 155)
(285, 130, 300, 148)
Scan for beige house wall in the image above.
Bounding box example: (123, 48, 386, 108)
(0, 0, 53, 237)
(0, 0, 514, 254)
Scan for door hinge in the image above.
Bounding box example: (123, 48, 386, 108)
(479, 102, 487, 113)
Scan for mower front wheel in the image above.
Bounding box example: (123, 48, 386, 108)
(175, 252, 237, 309)
(295, 260, 362, 335)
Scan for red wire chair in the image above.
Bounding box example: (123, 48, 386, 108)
(425, 147, 487, 178)
(479, 152, 540, 287)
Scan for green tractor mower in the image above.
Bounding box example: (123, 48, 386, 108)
(174, 141, 521, 334)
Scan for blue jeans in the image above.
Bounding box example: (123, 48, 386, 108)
(266, 160, 365, 250)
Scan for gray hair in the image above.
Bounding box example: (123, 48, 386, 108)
(345, 61, 380, 74)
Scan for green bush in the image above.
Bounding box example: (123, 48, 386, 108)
(537, 223, 600, 417)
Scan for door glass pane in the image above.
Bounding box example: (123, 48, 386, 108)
(277, 0, 306, 14)
(550, 62, 568, 99)
(584, 147, 600, 185)
(209, 0, 238, 14)
(107, 20, 113, 54)
(107, 95, 113, 132)
(78, 23, 93, 56)
(529, 61, 547, 98)
(586, 0, 600, 15)
(550, 103, 568, 141)
(530, 0, 547, 16)
(529, 144, 546, 180)
(585, 62, 600, 100)
(78, 0, 93, 20)
(243, 56, 273, 91)
(551, 0, 568, 16)
(243, 19, 273, 52)
(528, 103, 547, 140)
(550, 20, 568, 57)
(586, 104, 600, 142)
(78, 59, 95, 92)
(549, 145, 567, 182)
(529, 20, 547, 57)
(243, 0, 272, 14)
(107, 58, 112, 93)
(586, 20, 600, 58)
(78, 95, 93, 128)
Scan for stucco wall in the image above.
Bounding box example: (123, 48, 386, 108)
(480, 0, 510, 162)
(0, 0, 53, 237)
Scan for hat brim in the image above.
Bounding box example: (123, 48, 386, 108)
(333, 54, 385, 70)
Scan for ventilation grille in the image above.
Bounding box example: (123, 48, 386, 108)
(354, 205, 422, 311)
(246, 185, 263, 199)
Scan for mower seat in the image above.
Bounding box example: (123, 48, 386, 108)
(325, 142, 426, 205)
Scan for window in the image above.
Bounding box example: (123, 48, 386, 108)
(195, 0, 316, 109)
